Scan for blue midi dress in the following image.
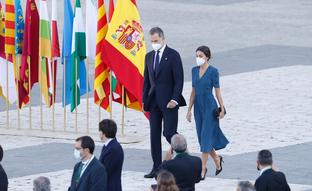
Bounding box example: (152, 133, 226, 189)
(192, 65, 229, 152)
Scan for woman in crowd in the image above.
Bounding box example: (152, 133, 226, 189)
(187, 46, 229, 180)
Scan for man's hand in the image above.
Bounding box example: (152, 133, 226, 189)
(166, 100, 177, 109)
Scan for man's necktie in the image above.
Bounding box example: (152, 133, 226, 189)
(154, 50, 160, 76)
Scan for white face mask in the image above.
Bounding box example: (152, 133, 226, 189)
(196, 57, 206, 66)
(152, 43, 162, 51)
(74, 149, 82, 160)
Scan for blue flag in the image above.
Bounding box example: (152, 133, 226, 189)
(62, 0, 89, 107)
(15, 0, 24, 54)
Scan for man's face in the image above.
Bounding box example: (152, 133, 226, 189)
(99, 131, 108, 142)
(150, 33, 164, 45)
(75, 141, 87, 160)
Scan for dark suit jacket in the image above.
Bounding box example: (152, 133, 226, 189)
(143, 46, 186, 111)
(158, 153, 202, 191)
(69, 157, 107, 191)
(99, 139, 124, 191)
(255, 168, 291, 191)
(0, 164, 8, 191)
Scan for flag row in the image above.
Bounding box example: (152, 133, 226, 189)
(0, 0, 146, 115)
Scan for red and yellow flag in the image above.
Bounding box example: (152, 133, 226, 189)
(94, 0, 111, 111)
(101, 0, 146, 112)
(4, 0, 15, 55)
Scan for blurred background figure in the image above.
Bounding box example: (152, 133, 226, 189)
(33, 176, 51, 191)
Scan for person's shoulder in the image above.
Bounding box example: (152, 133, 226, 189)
(210, 65, 219, 72)
(192, 66, 199, 72)
(166, 46, 180, 56)
(273, 170, 287, 179)
(189, 154, 202, 163)
(146, 50, 154, 56)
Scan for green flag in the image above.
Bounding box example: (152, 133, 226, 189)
(70, 0, 86, 112)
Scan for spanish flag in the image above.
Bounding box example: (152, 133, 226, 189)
(101, 0, 146, 112)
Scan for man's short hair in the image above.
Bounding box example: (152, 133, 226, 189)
(33, 176, 51, 191)
(258, 149, 273, 166)
(99, 119, 117, 138)
(149, 27, 165, 38)
(171, 134, 187, 153)
(75, 136, 95, 154)
(0, 145, 3, 162)
(237, 181, 255, 191)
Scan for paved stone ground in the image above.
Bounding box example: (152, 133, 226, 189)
(0, 0, 312, 190)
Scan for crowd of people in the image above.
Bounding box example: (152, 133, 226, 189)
(0, 133, 291, 191)
(0, 26, 291, 191)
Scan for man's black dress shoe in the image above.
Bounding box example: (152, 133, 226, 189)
(144, 170, 156, 178)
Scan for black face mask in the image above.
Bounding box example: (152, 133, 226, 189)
(257, 165, 260, 171)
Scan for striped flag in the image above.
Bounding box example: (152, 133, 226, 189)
(108, 0, 114, 21)
(62, 0, 89, 107)
(94, 0, 111, 111)
(0, 0, 17, 104)
(39, 0, 53, 106)
(51, 0, 60, 104)
(101, 0, 146, 112)
(4, 0, 15, 55)
(70, 0, 87, 112)
(18, 0, 40, 108)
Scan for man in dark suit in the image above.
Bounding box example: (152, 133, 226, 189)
(157, 134, 202, 191)
(99, 119, 124, 191)
(69, 136, 107, 191)
(143, 27, 186, 178)
(255, 150, 290, 191)
(0, 145, 8, 191)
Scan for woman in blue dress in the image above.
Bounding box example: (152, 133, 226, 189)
(186, 46, 229, 180)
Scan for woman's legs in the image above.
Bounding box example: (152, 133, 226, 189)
(201, 152, 209, 177)
(209, 149, 221, 170)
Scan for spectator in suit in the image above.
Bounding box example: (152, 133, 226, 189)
(33, 176, 51, 191)
(236, 181, 255, 191)
(255, 150, 290, 191)
(0, 145, 8, 191)
(68, 136, 107, 191)
(157, 134, 201, 191)
(143, 26, 187, 178)
(151, 170, 179, 191)
(99, 119, 124, 191)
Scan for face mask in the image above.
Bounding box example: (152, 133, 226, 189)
(196, 57, 206, 66)
(152, 43, 162, 51)
(74, 149, 82, 160)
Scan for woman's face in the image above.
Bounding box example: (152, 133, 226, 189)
(196, 51, 207, 61)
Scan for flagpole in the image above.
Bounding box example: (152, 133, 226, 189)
(6, 54, 9, 129)
(75, 57, 78, 133)
(40, 58, 43, 130)
(121, 85, 125, 136)
(98, 106, 101, 124)
(28, 57, 32, 129)
(86, 57, 89, 133)
(63, 57, 67, 132)
(16, 55, 20, 130)
(52, 59, 55, 131)
(109, 71, 113, 119)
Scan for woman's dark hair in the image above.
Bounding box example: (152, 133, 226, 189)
(157, 170, 180, 191)
(99, 119, 117, 138)
(75, 136, 95, 154)
(196, 46, 211, 60)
